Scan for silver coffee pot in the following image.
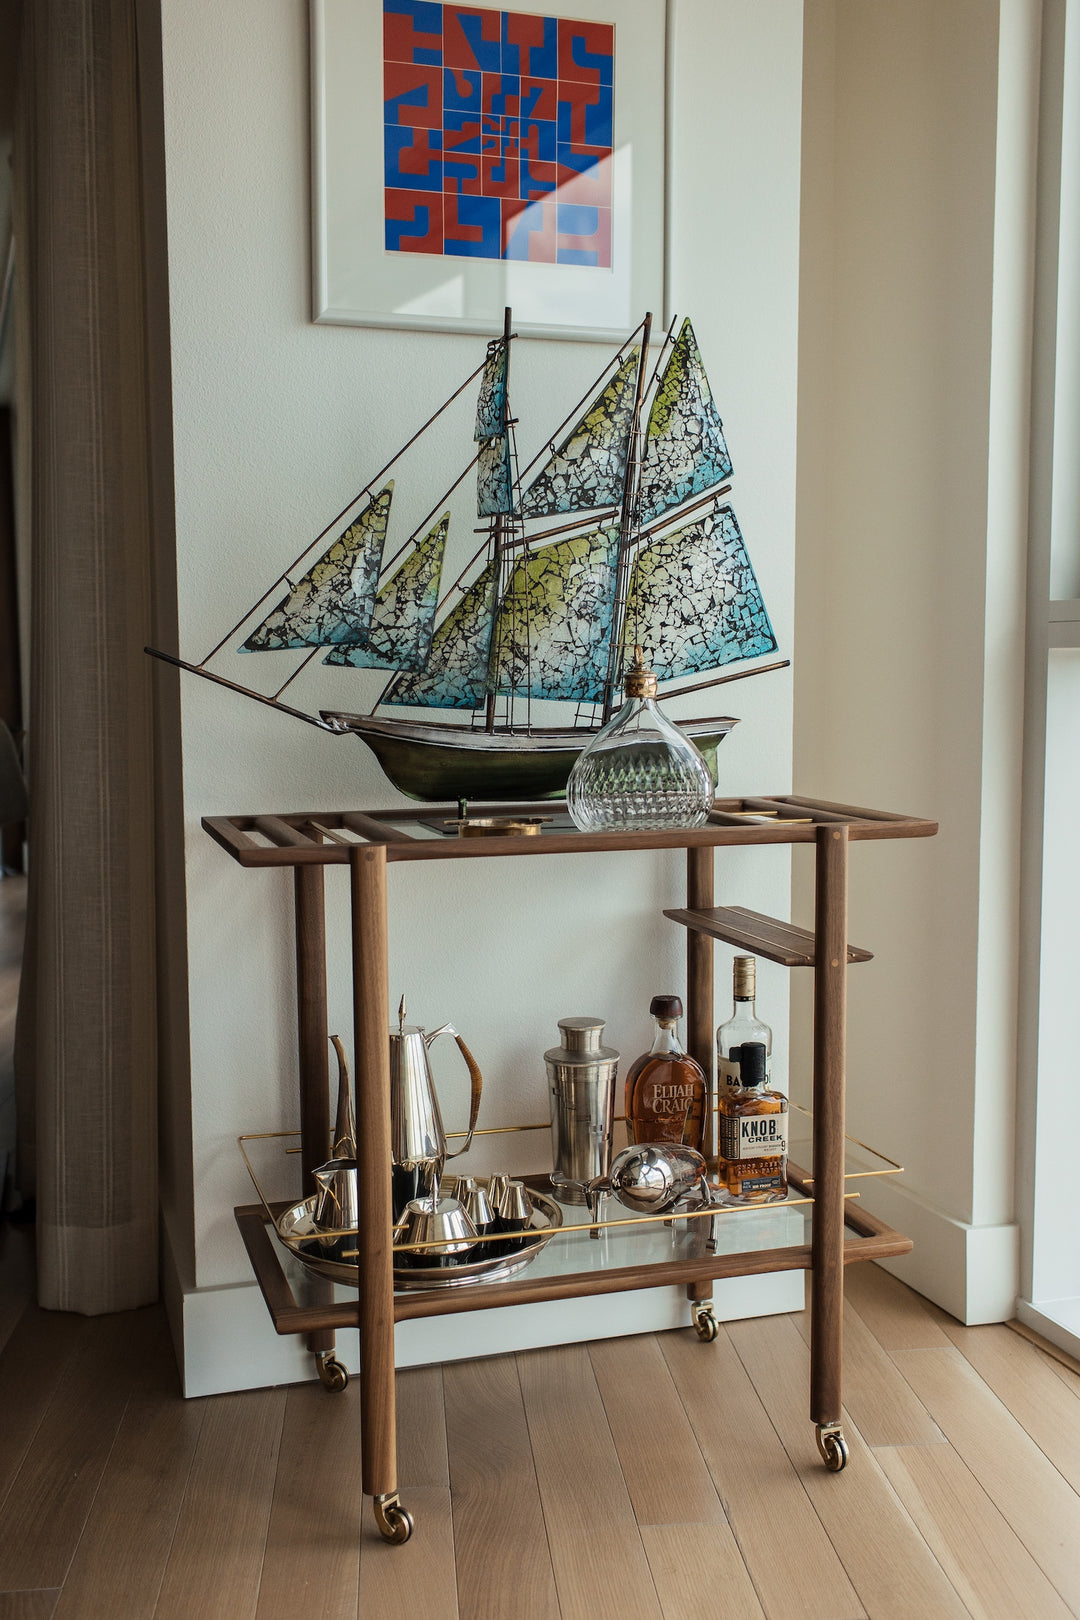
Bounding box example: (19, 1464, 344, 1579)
(390, 997, 483, 1217)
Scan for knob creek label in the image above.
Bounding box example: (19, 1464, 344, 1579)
(720, 1113, 787, 1162)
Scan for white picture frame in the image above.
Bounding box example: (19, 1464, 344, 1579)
(311, 0, 668, 340)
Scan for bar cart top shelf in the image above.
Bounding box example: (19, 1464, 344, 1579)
(203, 793, 938, 868)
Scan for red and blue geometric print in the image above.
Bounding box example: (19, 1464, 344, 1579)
(384, 0, 613, 266)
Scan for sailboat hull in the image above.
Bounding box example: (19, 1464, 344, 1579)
(322, 712, 738, 803)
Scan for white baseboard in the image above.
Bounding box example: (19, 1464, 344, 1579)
(1015, 1297, 1080, 1364)
(176, 1266, 805, 1398)
(857, 1177, 1019, 1324)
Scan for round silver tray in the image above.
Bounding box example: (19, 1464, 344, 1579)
(275, 1189, 563, 1290)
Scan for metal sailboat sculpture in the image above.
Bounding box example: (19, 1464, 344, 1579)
(147, 310, 786, 802)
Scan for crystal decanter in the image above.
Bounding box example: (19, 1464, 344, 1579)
(566, 649, 715, 833)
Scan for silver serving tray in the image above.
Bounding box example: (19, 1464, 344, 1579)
(274, 1190, 563, 1290)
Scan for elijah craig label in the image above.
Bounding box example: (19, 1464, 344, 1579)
(644, 1079, 700, 1117)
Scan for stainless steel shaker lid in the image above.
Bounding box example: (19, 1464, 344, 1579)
(545, 1016, 620, 1065)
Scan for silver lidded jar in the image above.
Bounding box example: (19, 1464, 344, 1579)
(545, 1016, 620, 1205)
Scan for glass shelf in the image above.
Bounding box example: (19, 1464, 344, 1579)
(234, 1168, 911, 1335)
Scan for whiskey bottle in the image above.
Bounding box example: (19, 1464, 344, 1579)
(624, 995, 708, 1152)
(717, 955, 772, 1097)
(717, 1040, 787, 1203)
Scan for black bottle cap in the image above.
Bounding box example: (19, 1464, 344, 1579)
(739, 1041, 767, 1087)
(650, 995, 683, 1019)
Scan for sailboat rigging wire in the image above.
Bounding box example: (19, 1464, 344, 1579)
(378, 448, 482, 580)
(506, 413, 533, 733)
(272, 644, 321, 702)
(196, 352, 491, 668)
(602, 312, 654, 720)
(484, 505, 619, 548)
(143, 648, 339, 731)
(640, 313, 679, 408)
(475, 479, 732, 555)
(658, 657, 791, 702)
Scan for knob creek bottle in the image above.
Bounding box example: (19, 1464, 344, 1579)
(717, 1040, 788, 1202)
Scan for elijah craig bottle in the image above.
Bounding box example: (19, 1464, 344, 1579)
(624, 995, 708, 1152)
(717, 1040, 788, 1202)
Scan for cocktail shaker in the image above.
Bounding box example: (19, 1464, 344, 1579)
(545, 1016, 619, 1205)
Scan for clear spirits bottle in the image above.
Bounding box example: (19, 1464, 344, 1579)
(717, 1041, 787, 1203)
(624, 995, 708, 1152)
(566, 650, 714, 833)
(716, 955, 772, 1098)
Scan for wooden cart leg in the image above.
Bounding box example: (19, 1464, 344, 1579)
(294, 863, 347, 1388)
(351, 845, 413, 1543)
(686, 849, 719, 1343)
(810, 824, 849, 1471)
(686, 847, 716, 1165)
(296, 870, 347, 1392)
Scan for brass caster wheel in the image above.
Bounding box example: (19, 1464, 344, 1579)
(373, 1492, 414, 1544)
(691, 1301, 719, 1343)
(315, 1353, 349, 1393)
(816, 1424, 850, 1472)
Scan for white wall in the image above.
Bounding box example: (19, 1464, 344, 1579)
(795, 0, 1038, 1322)
(157, 0, 806, 1390)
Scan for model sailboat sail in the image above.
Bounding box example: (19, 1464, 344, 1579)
(635, 321, 733, 524)
(621, 504, 776, 680)
(324, 512, 448, 673)
(517, 349, 640, 518)
(488, 527, 621, 703)
(241, 484, 393, 651)
(389, 560, 500, 710)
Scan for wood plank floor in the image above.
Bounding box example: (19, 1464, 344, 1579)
(4, 882, 1080, 1617)
(1, 1232, 1080, 1620)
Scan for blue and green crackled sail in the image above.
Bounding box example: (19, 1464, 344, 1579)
(477, 433, 514, 517)
(324, 513, 448, 673)
(518, 349, 640, 519)
(621, 503, 776, 681)
(389, 559, 499, 710)
(635, 321, 733, 526)
(488, 527, 621, 703)
(474, 342, 508, 441)
(241, 485, 392, 651)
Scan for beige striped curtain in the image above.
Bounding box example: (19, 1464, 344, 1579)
(12, 0, 159, 1312)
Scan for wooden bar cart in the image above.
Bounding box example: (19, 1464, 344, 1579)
(208, 793, 935, 1543)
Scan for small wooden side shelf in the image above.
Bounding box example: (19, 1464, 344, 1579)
(205, 791, 937, 1541)
(663, 904, 874, 966)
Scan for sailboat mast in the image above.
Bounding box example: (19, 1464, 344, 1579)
(484, 305, 513, 733)
(601, 311, 654, 722)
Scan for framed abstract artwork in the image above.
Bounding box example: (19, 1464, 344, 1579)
(311, 0, 668, 339)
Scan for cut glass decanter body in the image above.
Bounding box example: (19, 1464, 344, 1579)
(567, 652, 715, 833)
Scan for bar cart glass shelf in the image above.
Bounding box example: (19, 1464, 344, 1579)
(204, 792, 936, 1542)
